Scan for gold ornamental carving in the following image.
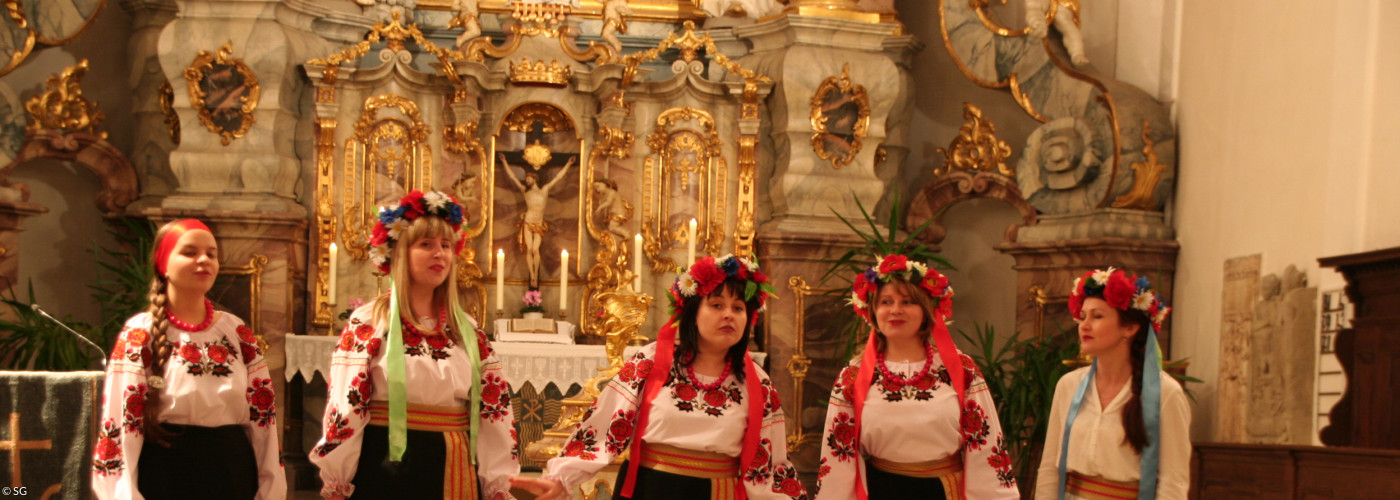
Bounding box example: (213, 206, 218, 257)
(641, 107, 726, 273)
(935, 102, 1012, 176)
(306, 12, 464, 86)
(340, 94, 434, 263)
(810, 63, 870, 169)
(618, 21, 769, 88)
(313, 117, 338, 329)
(785, 276, 831, 453)
(508, 58, 571, 86)
(184, 42, 260, 146)
(967, 0, 1066, 37)
(501, 103, 574, 134)
(417, 0, 702, 24)
(582, 109, 637, 335)
(0, 0, 107, 77)
(220, 254, 270, 350)
(1111, 121, 1167, 210)
(24, 59, 106, 139)
(159, 81, 179, 145)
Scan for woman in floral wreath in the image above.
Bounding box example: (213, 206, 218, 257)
(816, 255, 1019, 500)
(1035, 268, 1189, 500)
(511, 255, 808, 500)
(309, 190, 520, 499)
(92, 219, 286, 500)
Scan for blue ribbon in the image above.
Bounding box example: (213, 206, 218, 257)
(1058, 326, 1163, 500)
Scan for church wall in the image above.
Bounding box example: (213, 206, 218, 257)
(1172, 1, 1400, 442)
(4, 3, 135, 329)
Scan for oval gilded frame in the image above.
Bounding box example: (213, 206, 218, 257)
(809, 63, 870, 169)
(183, 41, 260, 146)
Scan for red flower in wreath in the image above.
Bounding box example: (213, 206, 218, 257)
(1103, 272, 1136, 310)
(207, 344, 230, 364)
(704, 389, 729, 408)
(179, 343, 202, 363)
(674, 383, 698, 401)
(689, 258, 725, 296)
(399, 191, 426, 218)
(236, 325, 255, 344)
(877, 254, 909, 275)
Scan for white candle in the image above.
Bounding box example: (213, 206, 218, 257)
(687, 218, 697, 266)
(560, 250, 568, 310)
(327, 243, 339, 305)
(633, 233, 643, 290)
(496, 249, 505, 311)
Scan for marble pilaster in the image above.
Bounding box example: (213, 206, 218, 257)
(0, 200, 48, 293)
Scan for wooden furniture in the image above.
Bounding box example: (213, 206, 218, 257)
(1190, 443, 1400, 499)
(1318, 246, 1400, 449)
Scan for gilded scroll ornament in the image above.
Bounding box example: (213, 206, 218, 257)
(501, 102, 574, 134)
(341, 94, 434, 262)
(785, 276, 828, 453)
(313, 118, 337, 328)
(24, 59, 106, 139)
(305, 12, 463, 86)
(159, 81, 179, 145)
(1111, 121, 1167, 210)
(810, 63, 870, 169)
(935, 102, 1012, 176)
(184, 42, 259, 146)
(640, 107, 726, 272)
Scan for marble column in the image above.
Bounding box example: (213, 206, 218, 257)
(118, 0, 180, 211)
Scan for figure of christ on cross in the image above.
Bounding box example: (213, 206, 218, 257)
(499, 153, 575, 288)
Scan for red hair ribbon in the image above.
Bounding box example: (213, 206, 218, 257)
(154, 219, 212, 276)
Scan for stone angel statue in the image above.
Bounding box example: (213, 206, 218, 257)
(450, 0, 482, 50)
(600, 0, 632, 53)
(1026, 0, 1089, 67)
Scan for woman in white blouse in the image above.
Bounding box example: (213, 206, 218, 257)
(512, 255, 808, 500)
(1036, 268, 1190, 500)
(92, 219, 286, 500)
(815, 255, 1019, 500)
(309, 191, 520, 499)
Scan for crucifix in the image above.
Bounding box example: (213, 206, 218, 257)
(1, 412, 52, 487)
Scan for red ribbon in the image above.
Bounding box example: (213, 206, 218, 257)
(850, 314, 965, 500)
(154, 219, 212, 276)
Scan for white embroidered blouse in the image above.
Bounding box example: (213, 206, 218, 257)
(542, 343, 809, 500)
(91, 312, 287, 500)
(308, 305, 520, 499)
(815, 353, 1020, 500)
(1034, 366, 1191, 500)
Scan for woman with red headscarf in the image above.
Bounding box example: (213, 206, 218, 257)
(815, 255, 1019, 500)
(512, 254, 808, 500)
(92, 219, 286, 499)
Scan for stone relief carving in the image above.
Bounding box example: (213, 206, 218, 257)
(1246, 265, 1317, 444)
(1016, 117, 1103, 213)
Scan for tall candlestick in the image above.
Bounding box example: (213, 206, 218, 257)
(687, 218, 697, 266)
(633, 233, 643, 290)
(328, 243, 339, 305)
(496, 249, 505, 311)
(560, 250, 568, 310)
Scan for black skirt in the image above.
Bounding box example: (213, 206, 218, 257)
(136, 424, 258, 500)
(614, 460, 714, 500)
(351, 424, 481, 499)
(865, 458, 948, 500)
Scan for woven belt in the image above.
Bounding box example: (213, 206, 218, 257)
(638, 442, 741, 479)
(368, 401, 470, 432)
(868, 454, 962, 478)
(1067, 472, 1139, 500)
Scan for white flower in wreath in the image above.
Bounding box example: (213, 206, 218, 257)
(387, 217, 411, 240)
(676, 273, 698, 296)
(1153, 307, 1170, 326)
(423, 191, 450, 211)
(1071, 277, 1082, 296)
(1132, 290, 1155, 312)
(368, 246, 389, 268)
(847, 293, 867, 310)
(1090, 267, 1116, 285)
(741, 257, 759, 273)
(908, 261, 928, 278)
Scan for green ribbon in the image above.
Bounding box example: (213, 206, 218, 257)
(451, 301, 483, 467)
(386, 279, 408, 461)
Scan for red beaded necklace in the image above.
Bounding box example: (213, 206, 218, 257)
(166, 298, 216, 332)
(875, 340, 936, 388)
(685, 357, 732, 391)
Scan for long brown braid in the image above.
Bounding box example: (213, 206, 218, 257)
(141, 224, 179, 445)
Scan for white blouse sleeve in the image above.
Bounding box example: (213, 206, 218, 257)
(468, 327, 522, 498)
(814, 364, 859, 500)
(1034, 371, 1077, 500)
(91, 317, 153, 500)
(1157, 375, 1192, 500)
(308, 315, 380, 497)
(540, 346, 653, 492)
(957, 354, 1020, 499)
(738, 369, 809, 500)
(232, 320, 288, 500)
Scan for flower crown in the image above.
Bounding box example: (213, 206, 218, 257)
(368, 190, 466, 273)
(669, 254, 775, 324)
(1068, 267, 1171, 330)
(849, 254, 953, 324)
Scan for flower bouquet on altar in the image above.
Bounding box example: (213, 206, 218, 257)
(519, 290, 546, 319)
(497, 290, 573, 344)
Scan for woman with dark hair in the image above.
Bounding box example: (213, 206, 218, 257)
(92, 219, 286, 499)
(1035, 268, 1190, 500)
(512, 255, 808, 500)
(816, 255, 1019, 500)
(310, 191, 519, 499)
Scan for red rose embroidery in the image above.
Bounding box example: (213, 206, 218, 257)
(337, 329, 356, 351)
(236, 325, 255, 343)
(96, 435, 120, 458)
(636, 359, 653, 379)
(704, 389, 728, 407)
(781, 478, 802, 497)
(126, 328, 149, 345)
(961, 407, 984, 435)
(125, 394, 145, 417)
(401, 328, 423, 348)
(563, 440, 586, 457)
(366, 338, 383, 357)
(425, 334, 449, 350)
(179, 343, 202, 363)
(675, 383, 698, 401)
(482, 382, 502, 404)
(241, 343, 257, 362)
(988, 451, 1010, 470)
(608, 418, 633, 442)
(914, 374, 936, 391)
(767, 387, 782, 409)
(833, 421, 855, 447)
(207, 344, 229, 363)
(618, 363, 636, 382)
(252, 387, 274, 409)
(355, 324, 375, 341)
